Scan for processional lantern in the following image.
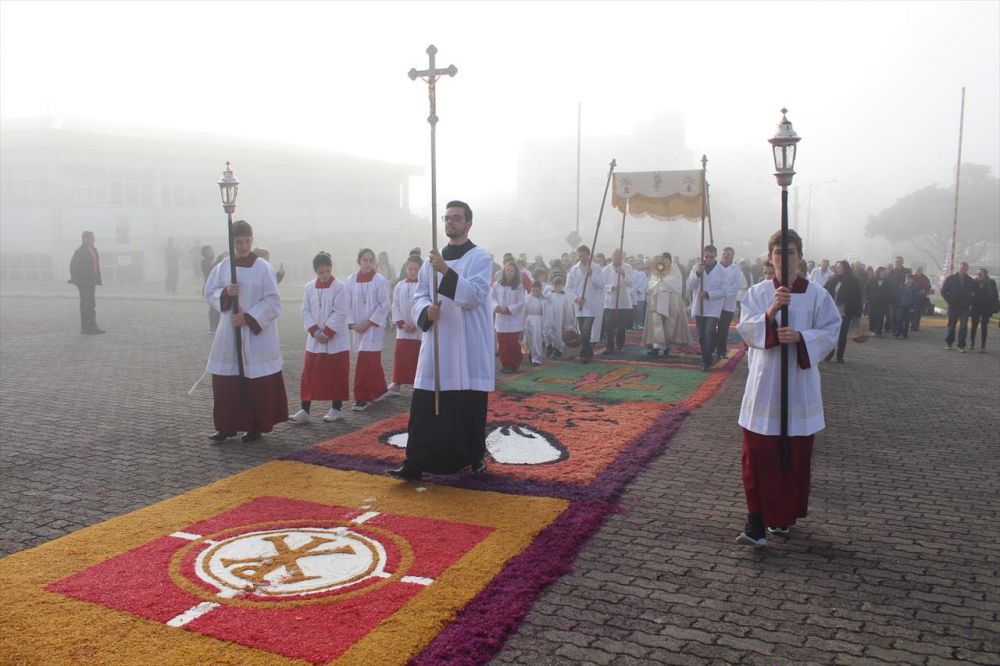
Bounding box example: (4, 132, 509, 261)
(768, 108, 800, 188)
(217, 161, 240, 214)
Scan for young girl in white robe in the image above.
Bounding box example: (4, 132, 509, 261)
(492, 262, 525, 373)
(347, 248, 391, 411)
(388, 256, 422, 395)
(543, 274, 577, 358)
(524, 281, 547, 366)
(291, 251, 350, 423)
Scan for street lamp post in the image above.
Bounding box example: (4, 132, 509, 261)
(217, 162, 246, 392)
(768, 109, 800, 467)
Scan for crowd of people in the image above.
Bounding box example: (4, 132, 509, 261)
(67, 216, 998, 547)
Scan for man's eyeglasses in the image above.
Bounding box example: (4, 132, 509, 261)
(441, 215, 465, 223)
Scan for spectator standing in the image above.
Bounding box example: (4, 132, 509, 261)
(864, 266, 893, 338)
(893, 274, 920, 339)
(910, 265, 933, 331)
(941, 261, 976, 352)
(200, 245, 220, 333)
(824, 260, 863, 363)
(68, 230, 105, 335)
(969, 268, 999, 352)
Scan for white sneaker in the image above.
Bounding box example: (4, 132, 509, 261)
(289, 409, 310, 424)
(373, 391, 391, 402)
(323, 408, 343, 422)
(386, 383, 402, 396)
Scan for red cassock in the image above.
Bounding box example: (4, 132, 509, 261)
(212, 373, 288, 434)
(392, 339, 421, 385)
(497, 331, 522, 370)
(741, 428, 813, 528)
(354, 351, 388, 402)
(300, 350, 350, 401)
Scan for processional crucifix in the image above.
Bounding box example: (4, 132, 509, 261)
(408, 45, 457, 416)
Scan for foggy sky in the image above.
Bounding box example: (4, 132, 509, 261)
(2, 0, 998, 261)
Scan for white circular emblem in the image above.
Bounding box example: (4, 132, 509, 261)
(195, 527, 386, 597)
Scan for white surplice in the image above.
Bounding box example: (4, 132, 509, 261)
(346, 271, 391, 352)
(543, 290, 577, 351)
(412, 244, 495, 392)
(204, 256, 283, 378)
(301, 278, 350, 355)
(686, 263, 728, 318)
(736, 279, 841, 436)
(392, 279, 422, 341)
(524, 294, 546, 363)
(491, 283, 525, 333)
(565, 261, 606, 318)
(602, 262, 635, 309)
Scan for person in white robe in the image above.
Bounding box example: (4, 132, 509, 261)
(565, 245, 606, 363)
(543, 274, 577, 358)
(642, 253, 691, 356)
(601, 249, 635, 354)
(735, 229, 841, 548)
(632, 262, 648, 330)
(715, 246, 747, 361)
(387, 256, 423, 395)
(346, 248, 391, 411)
(524, 281, 546, 365)
(388, 201, 495, 481)
(492, 263, 526, 372)
(290, 251, 351, 424)
(203, 220, 286, 443)
(686, 244, 728, 370)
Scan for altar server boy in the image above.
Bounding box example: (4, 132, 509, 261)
(735, 229, 840, 547)
(347, 248, 391, 411)
(388, 256, 423, 394)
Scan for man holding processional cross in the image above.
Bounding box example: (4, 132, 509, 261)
(388, 47, 494, 481)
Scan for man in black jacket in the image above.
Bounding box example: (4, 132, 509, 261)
(68, 231, 105, 334)
(941, 261, 975, 352)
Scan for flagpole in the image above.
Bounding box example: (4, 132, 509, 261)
(698, 155, 707, 308)
(613, 205, 627, 312)
(576, 102, 582, 237)
(948, 86, 966, 275)
(580, 159, 617, 309)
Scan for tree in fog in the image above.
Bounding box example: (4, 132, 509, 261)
(865, 163, 999, 270)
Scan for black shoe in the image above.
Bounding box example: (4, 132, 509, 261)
(208, 431, 237, 442)
(601, 348, 614, 356)
(386, 465, 422, 481)
(553, 350, 562, 358)
(92, 328, 106, 334)
(580, 357, 591, 364)
(836, 357, 845, 364)
(81, 329, 96, 335)
(646, 349, 660, 357)
(766, 526, 790, 536)
(241, 431, 262, 443)
(470, 459, 487, 474)
(736, 513, 767, 547)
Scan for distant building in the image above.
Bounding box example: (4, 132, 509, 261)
(0, 118, 422, 285)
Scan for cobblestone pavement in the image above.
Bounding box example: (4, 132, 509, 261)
(2, 290, 998, 664)
(493, 319, 1000, 665)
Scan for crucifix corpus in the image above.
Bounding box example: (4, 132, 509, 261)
(408, 45, 457, 416)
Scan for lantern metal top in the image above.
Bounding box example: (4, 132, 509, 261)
(768, 108, 801, 187)
(218, 161, 239, 213)
(769, 108, 800, 145)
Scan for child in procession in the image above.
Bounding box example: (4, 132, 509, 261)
(347, 248, 391, 411)
(387, 256, 423, 395)
(524, 280, 547, 366)
(544, 274, 577, 358)
(291, 251, 350, 424)
(493, 261, 525, 373)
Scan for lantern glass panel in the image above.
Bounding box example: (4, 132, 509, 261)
(786, 143, 796, 170)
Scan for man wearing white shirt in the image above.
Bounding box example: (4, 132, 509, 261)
(687, 244, 727, 371)
(808, 259, 833, 287)
(716, 246, 746, 360)
(566, 245, 606, 363)
(601, 248, 635, 355)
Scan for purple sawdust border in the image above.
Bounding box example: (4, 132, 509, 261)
(410, 498, 616, 666)
(284, 406, 689, 503)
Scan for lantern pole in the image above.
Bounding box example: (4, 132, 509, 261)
(217, 162, 247, 400)
(768, 109, 801, 470)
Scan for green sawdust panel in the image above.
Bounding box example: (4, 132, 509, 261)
(501, 362, 708, 404)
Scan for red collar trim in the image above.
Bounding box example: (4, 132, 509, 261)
(771, 276, 809, 293)
(356, 270, 375, 283)
(404, 277, 418, 283)
(234, 252, 257, 268)
(315, 276, 335, 289)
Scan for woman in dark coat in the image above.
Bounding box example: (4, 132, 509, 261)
(864, 266, 893, 338)
(970, 268, 1000, 352)
(825, 260, 864, 362)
